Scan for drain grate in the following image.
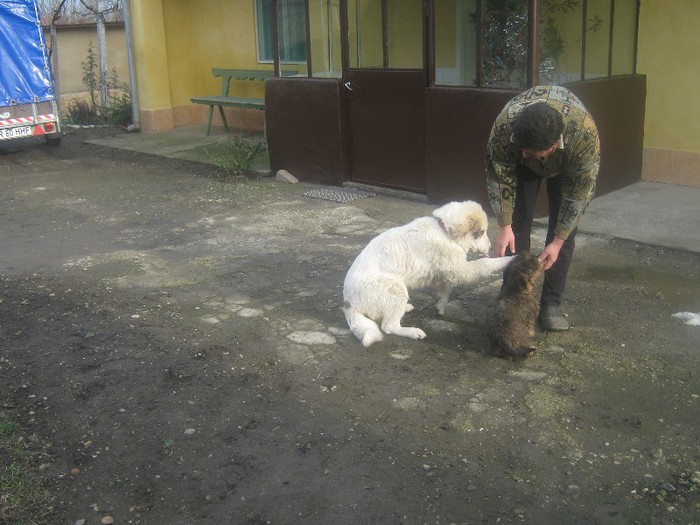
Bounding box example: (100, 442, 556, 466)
(301, 188, 376, 203)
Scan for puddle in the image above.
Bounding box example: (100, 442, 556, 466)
(581, 264, 700, 311)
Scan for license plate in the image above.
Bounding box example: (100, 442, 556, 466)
(0, 126, 32, 140)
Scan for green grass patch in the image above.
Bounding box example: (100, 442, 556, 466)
(0, 413, 53, 524)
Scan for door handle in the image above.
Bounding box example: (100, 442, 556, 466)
(344, 81, 353, 92)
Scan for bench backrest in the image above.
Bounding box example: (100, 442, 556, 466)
(212, 68, 299, 96)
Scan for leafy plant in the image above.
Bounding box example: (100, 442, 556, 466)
(107, 89, 132, 127)
(209, 135, 268, 177)
(66, 41, 132, 127)
(81, 40, 100, 111)
(64, 98, 99, 125)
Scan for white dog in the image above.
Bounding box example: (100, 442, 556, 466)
(343, 201, 512, 347)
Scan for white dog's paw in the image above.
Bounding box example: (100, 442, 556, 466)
(405, 303, 415, 313)
(465, 255, 514, 281)
(386, 326, 426, 340)
(408, 328, 427, 340)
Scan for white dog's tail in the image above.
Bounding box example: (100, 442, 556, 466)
(344, 305, 383, 347)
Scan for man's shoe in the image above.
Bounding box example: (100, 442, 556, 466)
(540, 305, 570, 331)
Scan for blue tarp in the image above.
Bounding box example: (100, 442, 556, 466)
(0, 0, 54, 106)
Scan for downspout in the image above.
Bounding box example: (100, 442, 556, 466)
(122, 0, 140, 131)
(527, 0, 540, 87)
(96, 12, 108, 109)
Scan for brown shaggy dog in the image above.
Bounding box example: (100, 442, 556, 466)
(486, 252, 544, 359)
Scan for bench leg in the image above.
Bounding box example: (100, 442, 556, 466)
(205, 105, 214, 136)
(217, 105, 229, 133)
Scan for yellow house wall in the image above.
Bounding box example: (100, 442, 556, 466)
(129, 0, 173, 131)
(637, 0, 700, 186)
(131, 0, 266, 132)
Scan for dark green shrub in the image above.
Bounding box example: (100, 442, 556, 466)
(64, 98, 99, 125)
(210, 135, 268, 177)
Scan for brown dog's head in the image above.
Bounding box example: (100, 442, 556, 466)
(501, 251, 544, 294)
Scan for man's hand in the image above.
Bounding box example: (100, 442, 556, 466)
(539, 237, 565, 270)
(495, 225, 516, 257)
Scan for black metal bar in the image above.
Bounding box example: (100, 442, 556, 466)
(304, 0, 312, 77)
(425, 0, 434, 86)
(527, 0, 540, 86)
(271, 0, 281, 76)
(608, 0, 614, 77)
(382, 0, 389, 68)
(580, 0, 587, 80)
(475, 0, 482, 87)
(632, 0, 640, 74)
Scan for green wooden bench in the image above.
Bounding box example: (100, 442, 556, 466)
(191, 68, 297, 136)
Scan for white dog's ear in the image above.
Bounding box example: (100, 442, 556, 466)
(449, 217, 475, 239)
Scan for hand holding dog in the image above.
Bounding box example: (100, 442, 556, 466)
(495, 225, 516, 257)
(538, 237, 564, 270)
(496, 224, 563, 271)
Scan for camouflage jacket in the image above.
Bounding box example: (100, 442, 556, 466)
(485, 85, 600, 240)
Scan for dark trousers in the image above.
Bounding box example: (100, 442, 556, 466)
(508, 164, 576, 307)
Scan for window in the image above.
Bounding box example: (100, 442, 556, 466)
(255, 0, 308, 63)
(308, 0, 342, 77)
(434, 0, 530, 88)
(346, 0, 424, 69)
(433, 0, 638, 88)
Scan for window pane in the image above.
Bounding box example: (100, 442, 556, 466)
(309, 0, 342, 77)
(435, 0, 478, 86)
(348, 0, 383, 68)
(386, 0, 423, 69)
(256, 0, 273, 62)
(611, 0, 637, 75)
(256, 0, 308, 65)
(481, 0, 528, 89)
(278, 0, 308, 63)
(584, 0, 611, 79)
(435, 0, 529, 88)
(347, 0, 422, 69)
(540, 0, 583, 84)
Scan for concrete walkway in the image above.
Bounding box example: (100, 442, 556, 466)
(577, 180, 700, 253)
(88, 126, 700, 254)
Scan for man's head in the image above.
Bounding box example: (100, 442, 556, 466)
(511, 102, 564, 158)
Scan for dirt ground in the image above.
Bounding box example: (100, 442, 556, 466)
(1, 128, 698, 525)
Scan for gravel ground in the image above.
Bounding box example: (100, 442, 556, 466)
(0, 128, 698, 525)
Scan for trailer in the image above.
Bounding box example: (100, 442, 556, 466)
(0, 0, 61, 146)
